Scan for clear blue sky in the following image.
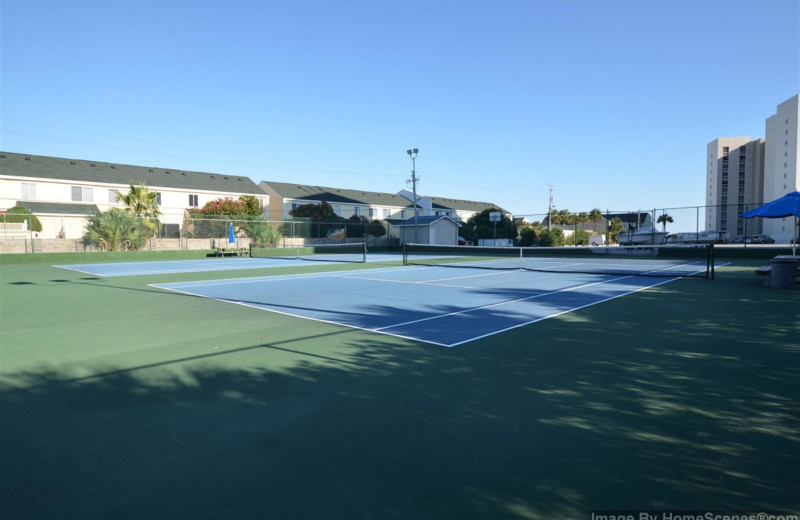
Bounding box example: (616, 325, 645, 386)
(1, 0, 798, 223)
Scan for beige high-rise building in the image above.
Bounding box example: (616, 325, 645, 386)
(706, 94, 798, 242)
(705, 137, 764, 239)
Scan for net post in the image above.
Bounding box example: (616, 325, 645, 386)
(709, 243, 715, 280)
(402, 242, 408, 265)
(361, 242, 367, 263)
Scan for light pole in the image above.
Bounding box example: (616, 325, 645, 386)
(407, 148, 419, 243)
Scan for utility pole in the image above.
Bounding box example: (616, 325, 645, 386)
(548, 185, 554, 231)
(407, 148, 419, 243)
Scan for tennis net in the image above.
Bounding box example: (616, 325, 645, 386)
(403, 243, 714, 279)
(251, 242, 367, 263)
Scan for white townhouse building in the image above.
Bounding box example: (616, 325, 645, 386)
(0, 152, 267, 239)
(260, 181, 505, 224)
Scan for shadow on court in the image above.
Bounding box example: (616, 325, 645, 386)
(1, 263, 798, 519)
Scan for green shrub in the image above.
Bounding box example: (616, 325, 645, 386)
(4, 205, 43, 232)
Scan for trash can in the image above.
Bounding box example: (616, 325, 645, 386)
(769, 256, 799, 289)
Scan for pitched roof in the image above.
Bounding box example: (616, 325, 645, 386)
(261, 181, 415, 207)
(261, 181, 505, 214)
(429, 196, 507, 214)
(0, 152, 264, 195)
(13, 201, 100, 215)
(392, 215, 461, 227)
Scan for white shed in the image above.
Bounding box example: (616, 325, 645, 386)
(395, 215, 460, 245)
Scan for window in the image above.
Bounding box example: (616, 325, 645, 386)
(383, 209, 391, 218)
(21, 182, 35, 200)
(155, 192, 162, 205)
(333, 205, 341, 216)
(189, 194, 199, 207)
(71, 186, 93, 202)
(401, 210, 407, 219)
(369, 208, 377, 218)
(109, 189, 120, 203)
(291, 203, 299, 211)
(354, 206, 361, 216)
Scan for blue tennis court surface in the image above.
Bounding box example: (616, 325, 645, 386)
(54, 253, 402, 277)
(152, 265, 679, 347)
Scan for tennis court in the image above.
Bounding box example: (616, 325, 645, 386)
(2, 247, 798, 519)
(54, 245, 400, 277)
(153, 265, 685, 346)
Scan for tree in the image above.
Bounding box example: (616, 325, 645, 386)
(608, 217, 624, 243)
(657, 213, 674, 232)
(113, 183, 161, 237)
(289, 201, 340, 220)
(3, 205, 42, 232)
(574, 228, 590, 246)
(346, 215, 369, 238)
(84, 208, 148, 251)
(460, 208, 517, 243)
(550, 209, 570, 225)
(518, 226, 539, 247)
(189, 195, 269, 240)
(538, 228, 565, 247)
(369, 219, 387, 237)
(239, 195, 262, 216)
(589, 209, 603, 231)
(284, 201, 346, 239)
(196, 198, 250, 216)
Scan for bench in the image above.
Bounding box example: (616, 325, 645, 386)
(755, 265, 771, 286)
(216, 247, 249, 257)
(756, 263, 800, 287)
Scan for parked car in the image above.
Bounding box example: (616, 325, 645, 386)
(747, 234, 775, 244)
(457, 236, 472, 246)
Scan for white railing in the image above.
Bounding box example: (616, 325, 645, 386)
(0, 220, 29, 238)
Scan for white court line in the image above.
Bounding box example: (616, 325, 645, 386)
(150, 265, 434, 290)
(56, 258, 307, 277)
(373, 275, 634, 332)
(150, 263, 687, 347)
(152, 283, 453, 347)
(331, 268, 515, 287)
(53, 265, 106, 277)
(445, 276, 679, 347)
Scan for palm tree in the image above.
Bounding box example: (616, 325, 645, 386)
(113, 183, 161, 236)
(608, 217, 624, 243)
(656, 213, 674, 232)
(84, 209, 148, 251)
(589, 208, 603, 231)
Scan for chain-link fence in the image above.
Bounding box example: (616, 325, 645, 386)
(514, 202, 797, 246)
(2, 203, 796, 254)
(0, 212, 400, 253)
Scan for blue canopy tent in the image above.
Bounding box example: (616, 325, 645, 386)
(740, 190, 800, 255)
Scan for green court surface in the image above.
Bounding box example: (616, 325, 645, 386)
(1, 251, 798, 519)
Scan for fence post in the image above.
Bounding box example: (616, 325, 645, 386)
(696, 206, 700, 243)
